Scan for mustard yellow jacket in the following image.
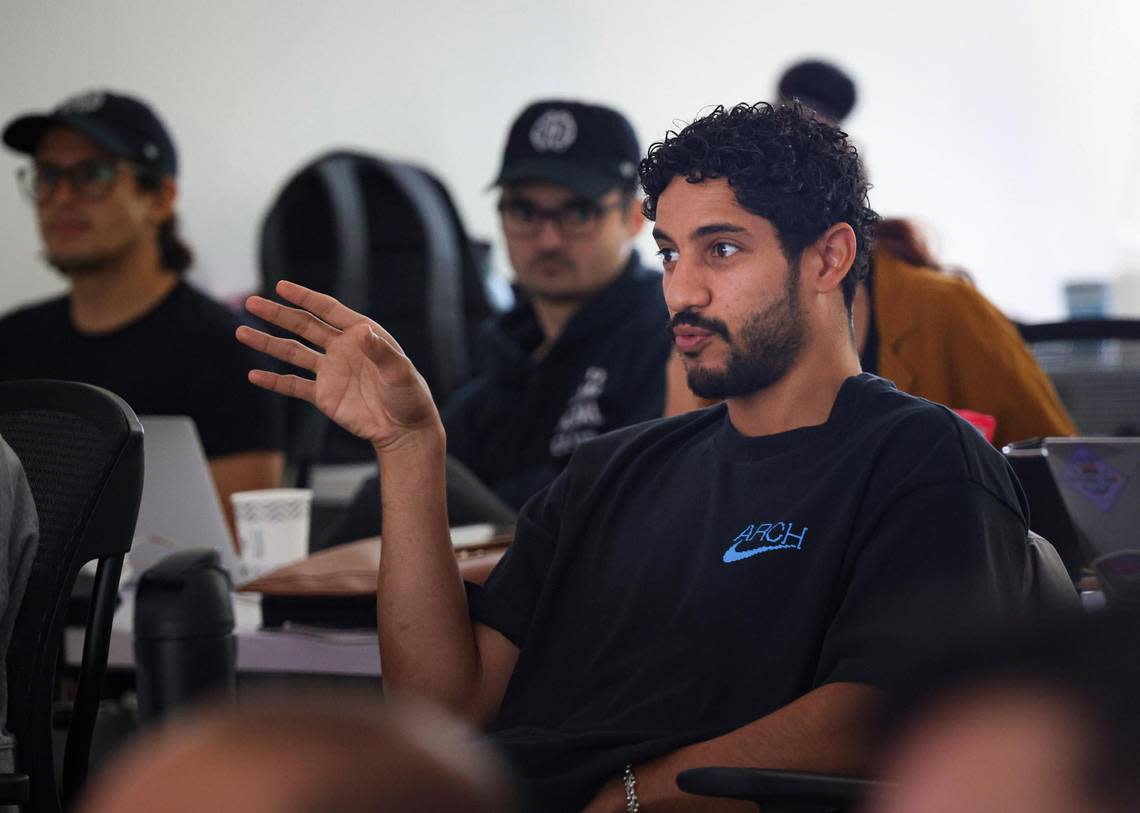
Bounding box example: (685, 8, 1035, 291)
(873, 250, 1076, 447)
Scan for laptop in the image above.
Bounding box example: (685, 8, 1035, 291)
(125, 416, 240, 582)
(1004, 437, 1140, 576)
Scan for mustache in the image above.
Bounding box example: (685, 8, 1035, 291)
(668, 311, 731, 342)
(529, 251, 573, 268)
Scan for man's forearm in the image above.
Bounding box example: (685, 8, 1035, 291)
(589, 682, 881, 812)
(375, 428, 483, 713)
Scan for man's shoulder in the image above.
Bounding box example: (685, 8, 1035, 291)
(852, 376, 1022, 504)
(166, 282, 243, 329)
(0, 294, 69, 334)
(853, 375, 975, 447)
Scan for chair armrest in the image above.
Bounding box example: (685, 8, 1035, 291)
(676, 767, 879, 813)
(0, 771, 30, 803)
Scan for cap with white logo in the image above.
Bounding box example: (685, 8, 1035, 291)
(3, 89, 179, 177)
(493, 100, 640, 199)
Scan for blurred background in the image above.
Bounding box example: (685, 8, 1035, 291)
(3, 0, 1140, 321)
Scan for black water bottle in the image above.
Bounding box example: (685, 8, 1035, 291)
(133, 549, 236, 722)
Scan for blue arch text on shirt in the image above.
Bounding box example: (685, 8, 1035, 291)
(722, 522, 808, 563)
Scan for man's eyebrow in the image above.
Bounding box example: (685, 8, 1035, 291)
(692, 223, 747, 238)
(652, 223, 748, 243)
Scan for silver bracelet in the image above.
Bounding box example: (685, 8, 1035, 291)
(623, 762, 640, 812)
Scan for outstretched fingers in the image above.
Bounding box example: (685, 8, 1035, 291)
(275, 281, 370, 332)
(247, 369, 317, 404)
(244, 295, 340, 349)
(236, 325, 320, 373)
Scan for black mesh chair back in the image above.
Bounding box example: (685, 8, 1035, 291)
(1017, 319, 1140, 436)
(0, 380, 143, 811)
(260, 150, 496, 475)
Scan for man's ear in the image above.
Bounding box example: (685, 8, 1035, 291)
(809, 223, 857, 295)
(623, 194, 645, 239)
(148, 177, 177, 224)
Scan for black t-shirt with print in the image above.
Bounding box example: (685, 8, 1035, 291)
(0, 281, 283, 457)
(466, 374, 1031, 810)
(442, 254, 671, 510)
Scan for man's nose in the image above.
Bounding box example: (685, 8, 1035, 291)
(40, 176, 80, 207)
(534, 216, 565, 250)
(664, 257, 712, 313)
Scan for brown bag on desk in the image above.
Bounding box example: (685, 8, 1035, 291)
(239, 525, 513, 629)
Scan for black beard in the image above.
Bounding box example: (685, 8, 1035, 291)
(46, 253, 116, 276)
(684, 265, 807, 399)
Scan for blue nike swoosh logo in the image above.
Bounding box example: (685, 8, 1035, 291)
(722, 539, 800, 563)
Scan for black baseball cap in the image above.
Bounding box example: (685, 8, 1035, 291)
(3, 90, 178, 177)
(492, 100, 640, 198)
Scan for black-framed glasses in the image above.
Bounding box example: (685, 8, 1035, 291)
(498, 196, 624, 239)
(16, 158, 126, 204)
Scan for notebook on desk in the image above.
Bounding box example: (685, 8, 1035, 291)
(126, 416, 240, 582)
(1004, 437, 1140, 576)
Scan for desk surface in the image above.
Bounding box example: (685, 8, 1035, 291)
(64, 590, 381, 677)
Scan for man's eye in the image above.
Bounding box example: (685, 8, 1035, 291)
(506, 202, 538, 221)
(77, 161, 115, 183)
(712, 242, 740, 258)
(562, 203, 597, 224)
(34, 166, 62, 186)
(657, 248, 678, 264)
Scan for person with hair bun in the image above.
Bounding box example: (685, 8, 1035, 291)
(0, 90, 284, 530)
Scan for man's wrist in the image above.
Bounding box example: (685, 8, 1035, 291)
(372, 423, 446, 462)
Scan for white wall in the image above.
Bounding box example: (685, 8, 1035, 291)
(3, 0, 1139, 320)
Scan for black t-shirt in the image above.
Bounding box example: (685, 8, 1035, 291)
(442, 255, 671, 509)
(466, 374, 1030, 810)
(0, 281, 283, 458)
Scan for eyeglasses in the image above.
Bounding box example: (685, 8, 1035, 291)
(16, 158, 126, 204)
(498, 196, 624, 239)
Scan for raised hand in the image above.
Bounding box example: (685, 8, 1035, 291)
(236, 280, 441, 453)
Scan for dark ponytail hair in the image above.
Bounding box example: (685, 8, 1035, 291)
(135, 168, 194, 274)
(157, 215, 193, 273)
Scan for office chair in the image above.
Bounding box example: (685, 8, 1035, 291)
(259, 150, 498, 483)
(1017, 319, 1140, 436)
(675, 532, 1077, 812)
(0, 380, 144, 811)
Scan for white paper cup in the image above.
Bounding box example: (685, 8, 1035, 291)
(231, 488, 312, 580)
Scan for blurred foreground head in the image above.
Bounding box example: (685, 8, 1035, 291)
(78, 695, 517, 813)
(869, 611, 1140, 813)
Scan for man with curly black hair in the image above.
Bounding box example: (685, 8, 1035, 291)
(238, 102, 1036, 812)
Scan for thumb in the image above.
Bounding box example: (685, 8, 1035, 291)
(362, 327, 412, 381)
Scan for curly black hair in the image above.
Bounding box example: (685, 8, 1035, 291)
(639, 102, 878, 310)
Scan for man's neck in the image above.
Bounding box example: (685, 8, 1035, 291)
(527, 253, 631, 357)
(530, 298, 583, 356)
(68, 250, 179, 334)
(853, 281, 871, 356)
(725, 333, 862, 438)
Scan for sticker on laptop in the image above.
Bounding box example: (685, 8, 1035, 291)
(1061, 444, 1129, 512)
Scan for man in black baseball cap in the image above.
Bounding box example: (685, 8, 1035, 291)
(0, 89, 284, 530)
(443, 100, 671, 507)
